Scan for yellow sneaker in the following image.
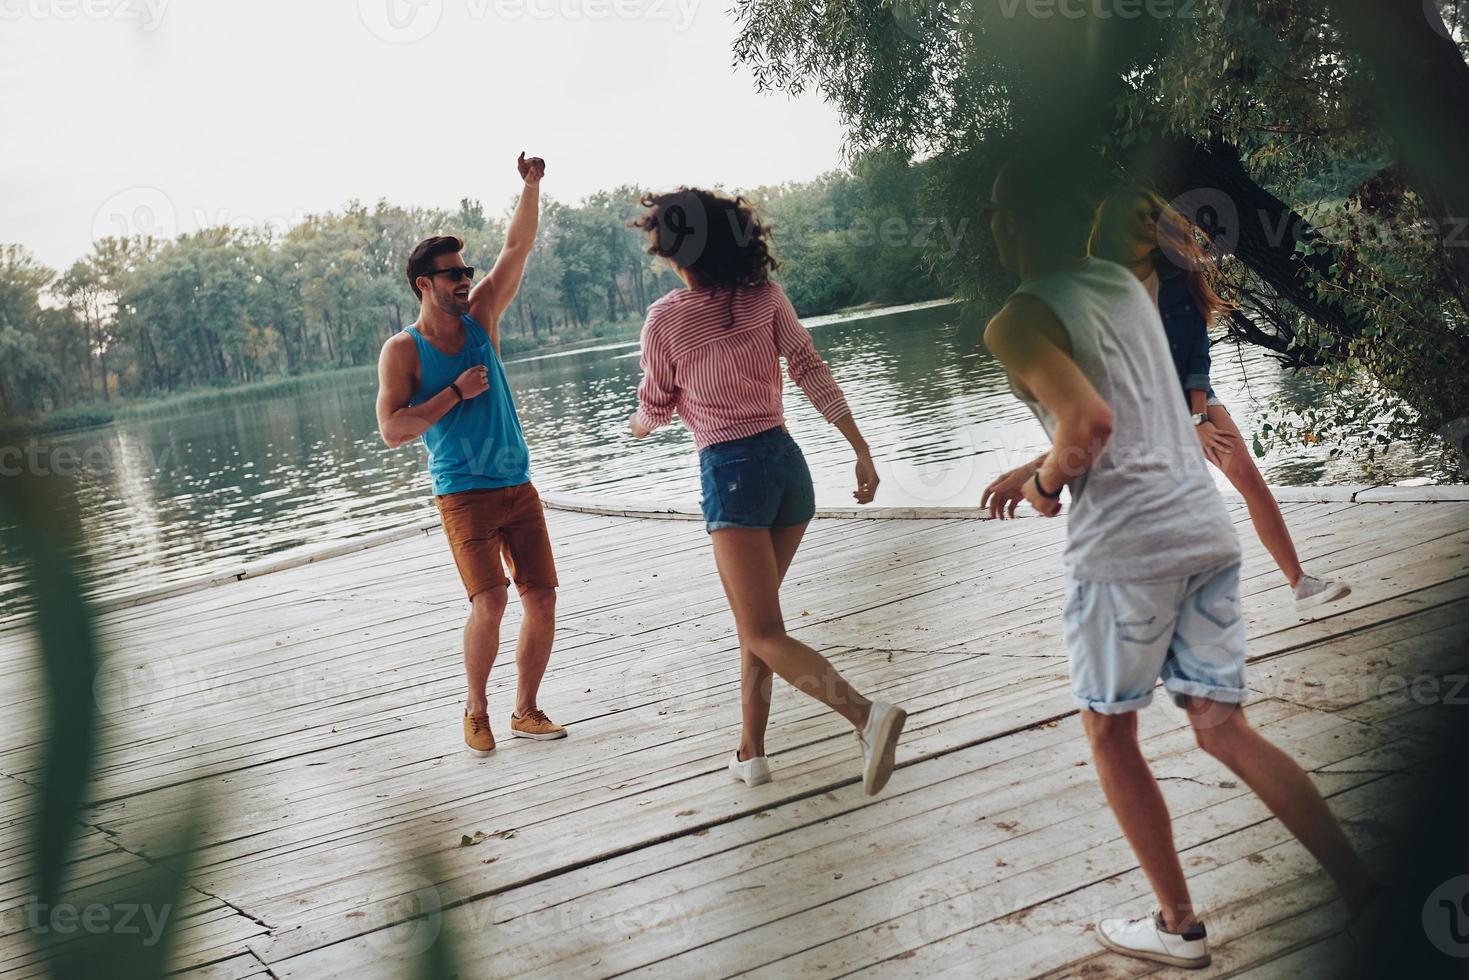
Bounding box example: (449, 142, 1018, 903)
(510, 707, 567, 741)
(463, 710, 495, 757)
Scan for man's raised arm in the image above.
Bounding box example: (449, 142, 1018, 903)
(469, 152, 545, 354)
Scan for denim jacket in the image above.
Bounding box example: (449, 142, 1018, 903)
(1156, 265, 1213, 400)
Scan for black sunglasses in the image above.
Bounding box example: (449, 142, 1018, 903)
(424, 266, 475, 282)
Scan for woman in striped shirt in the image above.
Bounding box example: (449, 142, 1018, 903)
(627, 188, 907, 797)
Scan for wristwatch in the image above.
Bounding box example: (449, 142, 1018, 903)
(1191, 412, 1209, 426)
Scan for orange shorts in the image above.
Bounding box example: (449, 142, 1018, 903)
(435, 482, 559, 600)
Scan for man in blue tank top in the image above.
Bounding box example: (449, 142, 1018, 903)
(375, 152, 567, 757)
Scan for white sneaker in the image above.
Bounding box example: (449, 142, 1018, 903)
(728, 752, 771, 787)
(1294, 573, 1351, 613)
(856, 700, 907, 796)
(1097, 911, 1210, 969)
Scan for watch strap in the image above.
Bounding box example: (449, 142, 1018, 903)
(1033, 472, 1063, 500)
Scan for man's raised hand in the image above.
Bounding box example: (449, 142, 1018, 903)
(518, 151, 546, 186)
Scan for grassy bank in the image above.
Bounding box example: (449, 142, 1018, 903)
(25, 367, 380, 436)
(498, 315, 643, 359)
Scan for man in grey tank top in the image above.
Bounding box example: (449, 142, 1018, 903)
(979, 157, 1376, 968)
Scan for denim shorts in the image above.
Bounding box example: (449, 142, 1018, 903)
(698, 427, 817, 533)
(1063, 561, 1247, 713)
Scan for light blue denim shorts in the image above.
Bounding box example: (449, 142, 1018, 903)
(1063, 561, 1247, 714)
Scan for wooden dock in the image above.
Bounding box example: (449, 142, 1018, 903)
(2, 493, 1467, 978)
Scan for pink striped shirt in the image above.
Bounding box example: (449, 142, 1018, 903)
(635, 281, 853, 449)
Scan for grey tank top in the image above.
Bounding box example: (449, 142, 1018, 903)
(1010, 257, 1240, 582)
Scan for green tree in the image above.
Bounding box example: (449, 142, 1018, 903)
(0, 246, 60, 416)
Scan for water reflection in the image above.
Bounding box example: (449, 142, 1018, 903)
(1, 301, 1436, 603)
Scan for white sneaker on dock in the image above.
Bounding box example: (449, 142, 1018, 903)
(1294, 573, 1351, 614)
(729, 752, 771, 787)
(856, 700, 906, 796)
(1097, 911, 1210, 969)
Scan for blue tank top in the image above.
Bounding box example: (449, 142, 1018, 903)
(406, 315, 530, 495)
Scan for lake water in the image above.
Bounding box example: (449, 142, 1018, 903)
(1, 300, 1439, 604)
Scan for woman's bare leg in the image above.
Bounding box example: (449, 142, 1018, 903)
(1207, 403, 1305, 587)
(711, 527, 870, 730)
(737, 523, 807, 761)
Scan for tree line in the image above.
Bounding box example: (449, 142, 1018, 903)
(0, 151, 946, 422)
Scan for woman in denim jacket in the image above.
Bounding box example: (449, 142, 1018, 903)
(1092, 186, 1349, 614)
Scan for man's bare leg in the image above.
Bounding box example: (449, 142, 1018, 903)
(465, 586, 508, 715)
(1184, 697, 1376, 913)
(514, 586, 556, 716)
(1082, 710, 1199, 932)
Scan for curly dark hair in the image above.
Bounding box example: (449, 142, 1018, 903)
(631, 187, 778, 288)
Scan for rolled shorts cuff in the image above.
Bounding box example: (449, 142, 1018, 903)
(705, 516, 812, 534)
(1163, 677, 1248, 708)
(470, 575, 558, 599)
(1183, 374, 1213, 393)
(465, 577, 512, 602)
(1072, 690, 1156, 714)
(705, 519, 748, 533)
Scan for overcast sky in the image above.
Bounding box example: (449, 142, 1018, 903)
(1, 0, 849, 270)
